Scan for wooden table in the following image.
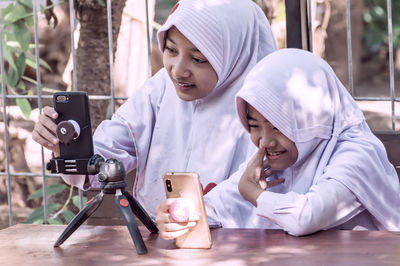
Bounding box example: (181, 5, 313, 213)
(0, 224, 399, 265)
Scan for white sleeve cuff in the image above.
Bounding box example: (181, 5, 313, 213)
(256, 191, 282, 223)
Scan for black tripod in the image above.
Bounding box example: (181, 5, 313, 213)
(48, 93, 158, 254)
(50, 154, 159, 254)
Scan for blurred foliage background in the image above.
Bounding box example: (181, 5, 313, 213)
(363, 0, 400, 51)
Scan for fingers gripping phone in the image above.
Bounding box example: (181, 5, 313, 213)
(49, 91, 94, 174)
(162, 172, 212, 249)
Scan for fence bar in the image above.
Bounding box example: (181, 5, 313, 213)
(33, 0, 48, 224)
(0, 172, 62, 177)
(307, 0, 313, 52)
(386, 0, 396, 131)
(34, 3, 47, 221)
(354, 96, 400, 102)
(106, 0, 116, 114)
(145, 0, 152, 78)
(2, 94, 128, 100)
(69, 0, 77, 91)
(345, 0, 354, 96)
(0, 8, 13, 227)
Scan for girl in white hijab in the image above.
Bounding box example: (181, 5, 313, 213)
(232, 48, 400, 236)
(32, 0, 277, 220)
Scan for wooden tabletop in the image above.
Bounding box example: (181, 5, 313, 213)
(0, 224, 399, 265)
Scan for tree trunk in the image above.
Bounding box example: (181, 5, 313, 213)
(75, 0, 126, 129)
(324, 0, 364, 89)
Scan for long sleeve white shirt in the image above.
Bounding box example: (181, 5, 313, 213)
(256, 178, 378, 236)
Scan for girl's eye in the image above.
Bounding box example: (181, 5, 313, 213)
(165, 45, 176, 54)
(272, 127, 281, 133)
(192, 57, 207, 64)
(248, 124, 259, 128)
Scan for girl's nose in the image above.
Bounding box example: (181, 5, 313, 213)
(172, 58, 190, 79)
(260, 135, 276, 148)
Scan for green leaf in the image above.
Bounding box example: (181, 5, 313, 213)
(23, 207, 43, 223)
(2, 40, 17, 71)
(97, 0, 106, 7)
(1, 4, 15, 20)
(364, 12, 372, 23)
(12, 21, 30, 51)
(26, 53, 52, 71)
(6, 66, 19, 87)
(25, 57, 38, 70)
(31, 219, 44, 224)
(24, 14, 34, 27)
(39, 4, 45, 14)
(23, 203, 61, 224)
(18, 0, 33, 9)
(16, 51, 26, 75)
(39, 57, 52, 72)
(5, 40, 21, 51)
(72, 195, 87, 209)
(16, 98, 31, 119)
(62, 210, 76, 223)
(16, 79, 26, 90)
(48, 218, 63, 224)
(364, 28, 385, 49)
(4, 4, 29, 25)
(28, 184, 67, 200)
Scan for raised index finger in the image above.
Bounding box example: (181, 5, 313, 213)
(251, 145, 267, 167)
(257, 145, 266, 158)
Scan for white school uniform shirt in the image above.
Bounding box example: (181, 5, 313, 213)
(62, 0, 277, 219)
(208, 49, 400, 235)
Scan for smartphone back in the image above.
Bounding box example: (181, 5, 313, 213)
(162, 172, 212, 249)
(54, 91, 94, 160)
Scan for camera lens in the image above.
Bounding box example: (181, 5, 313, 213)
(56, 95, 68, 102)
(166, 179, 172, 192)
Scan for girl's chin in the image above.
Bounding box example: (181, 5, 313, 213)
(175, 89, 202, 101)
(268, 162, 286, 171)
(176, 92, 196, 101)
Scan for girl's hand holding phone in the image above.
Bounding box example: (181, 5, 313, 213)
(156, 198, 199, 240)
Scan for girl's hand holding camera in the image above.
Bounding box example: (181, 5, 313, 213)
(239, 146, 285, 207)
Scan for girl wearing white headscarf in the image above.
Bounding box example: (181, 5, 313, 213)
(211, 48, 400, 236)
(33, 0, 277, 220)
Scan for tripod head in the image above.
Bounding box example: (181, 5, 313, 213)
(88, 155, 128, 193)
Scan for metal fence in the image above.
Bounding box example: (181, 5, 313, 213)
(0, 0, 398, 227)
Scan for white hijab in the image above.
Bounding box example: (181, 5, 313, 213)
(236, 49, 400, 230)
(101, 0, 277, 217)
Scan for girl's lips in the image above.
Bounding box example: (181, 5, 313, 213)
(175, 81, 195, 91)
(266, 150, 285, 160)
(178, 82, 194, 86)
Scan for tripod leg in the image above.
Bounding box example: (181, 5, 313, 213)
(116, 190, 147, 255)
(122, 190, 159, 233)
(54, 191, 104, 247)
